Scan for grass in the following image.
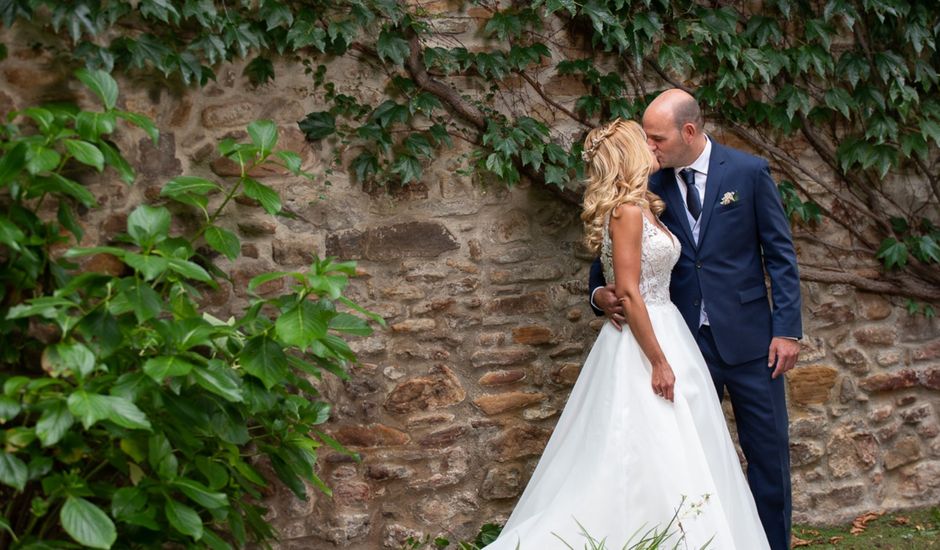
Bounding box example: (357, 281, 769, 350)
(792, 506, 940, 549)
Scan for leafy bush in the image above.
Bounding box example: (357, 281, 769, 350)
(0, 70, 381, 548)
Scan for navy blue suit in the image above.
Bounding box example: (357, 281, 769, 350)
(589, 140, 801, 550)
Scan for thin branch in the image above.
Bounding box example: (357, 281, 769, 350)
(799, 265, 940, 302)
(515, 70, 591, 128)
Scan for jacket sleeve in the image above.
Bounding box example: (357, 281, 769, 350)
(588, 257, 606, 317)
(754, 161, 803, 338)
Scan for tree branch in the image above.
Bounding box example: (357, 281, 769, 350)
(799, 265, 940, 302)
(515, 70, 591, 128)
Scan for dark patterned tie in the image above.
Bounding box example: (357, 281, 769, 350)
(680, 168, 701, 220)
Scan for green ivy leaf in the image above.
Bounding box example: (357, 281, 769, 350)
(243, 56, 275, 87)
(67, 391, 152, 431)
(351, 151, 378, 183)
(75, 68, 119, 110)
(123, 252, 169, 280)
(44, 342, 96, 378)
(328, 313, 371, 336)
(876, 237, 908, 270)
(149, 433, 179, 480)
(391, 154, 422, 184)
(116, 111, 159, 144)
(167, 258, 212, 281)
(204, 225, 240, 260)
(162, 176, 220, 198)
(0, 396, 20, 423)
(25, 145, 62, 175)
(376, 29, 409, 65)
(61, 497, 117, 549)
(298, 111, 336, 140)
(165, 498, 203, 540)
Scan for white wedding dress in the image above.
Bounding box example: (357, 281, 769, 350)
(483, 215, 770, 550)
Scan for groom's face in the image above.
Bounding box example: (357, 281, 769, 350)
(642, 112, 689, 169)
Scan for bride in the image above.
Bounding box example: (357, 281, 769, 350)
(482, 120, 770, 549)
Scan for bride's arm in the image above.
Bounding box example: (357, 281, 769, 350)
(609, 204, 676, 402)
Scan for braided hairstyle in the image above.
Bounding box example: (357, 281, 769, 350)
(580, 118, 665, 255)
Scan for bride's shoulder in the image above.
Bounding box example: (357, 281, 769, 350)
(609, 203, 644, 233)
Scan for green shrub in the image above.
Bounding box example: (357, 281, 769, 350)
(0, 69, 382, 549)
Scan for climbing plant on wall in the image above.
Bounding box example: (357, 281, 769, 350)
(1, 1, 938, 296)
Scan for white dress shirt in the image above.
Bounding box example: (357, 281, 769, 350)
(675, 137, 712, 327)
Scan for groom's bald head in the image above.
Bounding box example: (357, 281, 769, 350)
(642, 89, 707, 169)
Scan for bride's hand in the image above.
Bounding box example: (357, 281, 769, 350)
(651, 363, 675, 402)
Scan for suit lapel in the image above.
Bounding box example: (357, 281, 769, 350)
(656, 168, 695, 248)
(696, 142, 727, 247)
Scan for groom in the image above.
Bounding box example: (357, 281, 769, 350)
(589, 89, 802, 550)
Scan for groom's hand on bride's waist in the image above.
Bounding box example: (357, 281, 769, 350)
(595, 284, 625, 330)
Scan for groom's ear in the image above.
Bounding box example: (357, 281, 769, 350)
(680, 122, 697, 143)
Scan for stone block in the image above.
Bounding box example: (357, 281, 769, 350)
(236, 219, 277, 236)
(857, 293, 892, 320)
(853, 326, 896, 346)
(859, 369, 918, 392)
(810, 301, 855, 327)
(390, 318, 437, 333)
(490, 266, 562, 285)
(470, 348, 536, 368)
(384, 365, 465, 414)
(478, 369, 527, 386)
(486, 424, 551, 462)
(549, 343, 584, 358)
(484, 292, 550, 315)
(790, 441, 824, 467)
(551, 363, 581, 386)
(493, 246, 533, 264)
(884, 436, 923, 470)
(325, 222, 459, 261)
(272, 238, 317, 266)
(365, 462, 414, 481)
(491, 209, 530, 243)
(201, 101, 257, 128)
(473, 391, 546, 415)
(481, 464, 523, 500)
(826, 428, 878, 478)
(511, 325, 555, 345)
(418, 425, 468, 448)
(332, 424, 410, 448)
(913, 340, 940, 362)
(897, 460, 940, 499)
(232, 264, 285, 298)
(82, 253, 127, 277)
(136, 133, 182, 181)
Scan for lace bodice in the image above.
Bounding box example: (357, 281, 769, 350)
(600, 213, 681, 305)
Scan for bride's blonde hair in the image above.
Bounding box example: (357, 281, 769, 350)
(580, 118, 665, 255)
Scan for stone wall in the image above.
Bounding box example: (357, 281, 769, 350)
(2, 16, 939, 550)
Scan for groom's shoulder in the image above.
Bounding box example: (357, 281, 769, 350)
(712, 140, 768, 170)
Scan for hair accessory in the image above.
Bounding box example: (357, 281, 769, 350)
(581, 123, 616, 162)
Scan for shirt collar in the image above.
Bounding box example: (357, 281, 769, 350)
(681, 136, 711, 175)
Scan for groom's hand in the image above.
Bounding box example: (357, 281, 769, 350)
(768, 337, 800, 379)
(595, 284, 625, 331)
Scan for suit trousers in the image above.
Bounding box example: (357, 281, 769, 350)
(696, 325, 792, 550)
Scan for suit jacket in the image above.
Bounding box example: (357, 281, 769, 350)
(589, 140, 802, 365)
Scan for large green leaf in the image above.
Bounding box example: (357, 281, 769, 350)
(192, 362, 243, 402)
(240, 336, 288, 389)
(64, 139, 105, 171)
(76, 68, 119, 110)
(165, 498, 203, 540)
(167, 258, 212, 281)
(123, 252, 169, 280)
(127, 204, 171, 248)
(61, 496, 117, 549)
(76, 111, 117, 140)
(25, 144, 62, 175)
(328, 313, 372, 336)
(36, 400, 74, 447)
(118, 278, 163, 323)
(0, 396, 20, 423)
(241, 177, 281, 214)
(116, 111, 159, 144)
(162, 176, 221, 198)
(204, 225, 240, 260)
(0, 142, 27, 185)
(247, 120, 278, 156)
(148, 434, 179, 480)
(43, 342, 96, 378)
(276, 300, 328, 349)
(0, 451, 27, 491)
(172, 478, 228, 509)
(143, 356, 196, 382)
(67, 391, 152, 431)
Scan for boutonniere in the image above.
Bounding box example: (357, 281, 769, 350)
(720, 191, 739, 206)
